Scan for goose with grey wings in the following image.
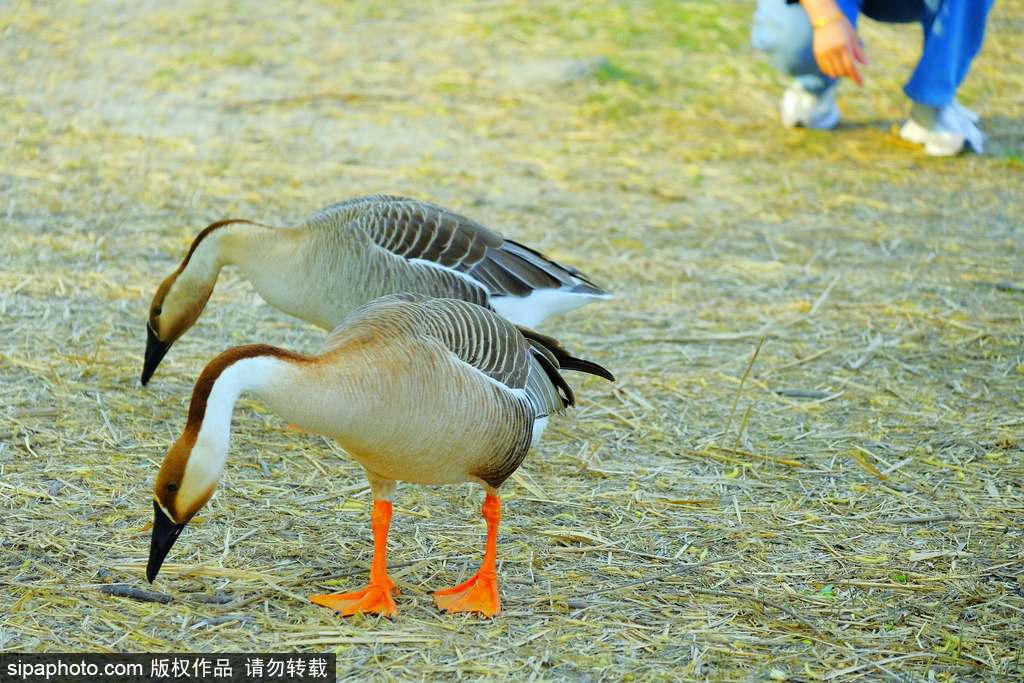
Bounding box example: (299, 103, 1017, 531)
(142, 194, 610, 385)
(146, 294, 614, 618)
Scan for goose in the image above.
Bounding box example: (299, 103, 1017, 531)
(145, 294, 614, 618)
(142, 194, 610, 385)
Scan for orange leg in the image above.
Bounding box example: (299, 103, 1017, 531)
(310, 499, 398, 618)
(433, 493, 502, 617)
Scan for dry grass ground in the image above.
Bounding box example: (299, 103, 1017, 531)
(2, 0, 1022, 680)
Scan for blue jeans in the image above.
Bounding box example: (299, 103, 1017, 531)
(751, 0, 995, 106)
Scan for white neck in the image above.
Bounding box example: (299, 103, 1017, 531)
(181, 356, 283, 502)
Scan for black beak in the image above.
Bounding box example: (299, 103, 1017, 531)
(147, 499, 186, 583)
(141, 324, 171, 386)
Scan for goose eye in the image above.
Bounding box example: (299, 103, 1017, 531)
(153, 306, 163, 316)
(166, 482, 179, 492)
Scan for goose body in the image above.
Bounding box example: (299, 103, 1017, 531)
(143, 194, 610, 385)
(146, 294, 614, 617)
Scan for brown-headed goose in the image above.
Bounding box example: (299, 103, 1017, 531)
(146, 294, 613, 618)
(142, 194, 610, 385)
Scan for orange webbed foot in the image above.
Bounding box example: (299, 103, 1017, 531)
(433, 569, 500, 617)
(310, 580, 399, 618)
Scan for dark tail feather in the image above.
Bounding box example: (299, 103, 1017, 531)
(517, 327, 615, 383)
(501, 238, 608, 294)
(530, 348, 576, 408)
(556, 355, 615, 382)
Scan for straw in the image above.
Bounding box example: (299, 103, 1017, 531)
(1, 0, 1022, 678)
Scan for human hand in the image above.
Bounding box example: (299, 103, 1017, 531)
(812, 16, 868, 86)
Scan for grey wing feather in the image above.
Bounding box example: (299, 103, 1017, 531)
(417, 297, 531, 388)
(382, 296, 567, 412)
(416, 298, 573, 418)
(324, 195, 606, 298)
(320, 294, 601, 418)
(321, 294, 527, 386)
(354, 196, 501, 268)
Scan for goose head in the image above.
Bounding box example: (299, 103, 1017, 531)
(142, 272, 213, 386)
(146, 400, 230, 582)
(146, 347, 282, 582)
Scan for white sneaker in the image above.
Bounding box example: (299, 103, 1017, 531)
(780, 81, 840, 130)
(899, 101, 985, 156)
